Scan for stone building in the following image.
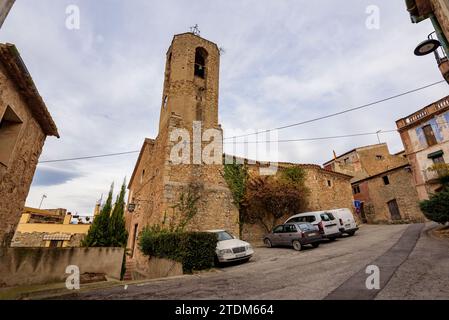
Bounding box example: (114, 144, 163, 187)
(0, 43, 59, 246)
(0, 0, 15, 29)
(241, 161, 355, 244)
(405, 0, 449, 83)
(10, 207, 91, 248)
(396, 95, 449, 199)
(125, 33, 239, 273)
(324, 143, 424, 224)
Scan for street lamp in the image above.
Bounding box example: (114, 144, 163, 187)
(38, 194, 47, 209)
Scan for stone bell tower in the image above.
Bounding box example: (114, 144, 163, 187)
(158, 33, 220, 132)
(126, 32, 239, 265)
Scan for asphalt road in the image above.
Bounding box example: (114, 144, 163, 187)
(57, 223, 449, 300)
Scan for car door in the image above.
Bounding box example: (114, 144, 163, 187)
(271, 225, 284, 246)
(283, 224, 298, 245)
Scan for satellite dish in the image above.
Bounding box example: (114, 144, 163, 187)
(414, 39, 441, 56)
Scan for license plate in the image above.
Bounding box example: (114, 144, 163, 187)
(345, 224, 351, 227)
(308, 233, 317, 237)
(236, 253, 246, 258)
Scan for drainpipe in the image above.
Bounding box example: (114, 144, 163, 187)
(430, 13, 449, 57)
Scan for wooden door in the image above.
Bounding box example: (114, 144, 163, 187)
(388, 199, 401, 221)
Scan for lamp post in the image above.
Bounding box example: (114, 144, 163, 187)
(38, 194, 47, 209)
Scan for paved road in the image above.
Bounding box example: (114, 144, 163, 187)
(57, 223, 449, 300)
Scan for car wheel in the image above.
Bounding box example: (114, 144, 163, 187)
(292, 240, 302, 251)
(312, 243, 320, 248)
(264, 238, 272, 248)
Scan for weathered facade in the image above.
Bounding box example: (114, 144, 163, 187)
(0, 0, 15, 29)
(125, 33, 239, 274)
(324, 143, 424, 224)
(0, 43, 59, 246)
(241, 162, 355, 244)
(396, 95, 449, 199)
(10, 207, 91, 248)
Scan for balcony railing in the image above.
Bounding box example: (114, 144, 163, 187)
(396, 95, 449, 129)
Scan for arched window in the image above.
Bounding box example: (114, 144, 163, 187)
(194, 47, 208, 79)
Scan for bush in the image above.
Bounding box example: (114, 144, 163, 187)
(419, 188, 449, 224)
(139, 228, 218, 273)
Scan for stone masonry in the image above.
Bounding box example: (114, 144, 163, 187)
(125, 33, 239, 276)
(0, 44, 58, 246)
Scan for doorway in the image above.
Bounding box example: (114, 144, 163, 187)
(388, 199, 401, 221)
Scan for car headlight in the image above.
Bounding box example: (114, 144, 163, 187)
(246, 245, 253, 251)
(218, 249, 233, 255)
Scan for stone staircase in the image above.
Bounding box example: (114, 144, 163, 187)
(123, 260, 136, 281)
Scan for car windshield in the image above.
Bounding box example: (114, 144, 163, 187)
(216, 231, 234, 241)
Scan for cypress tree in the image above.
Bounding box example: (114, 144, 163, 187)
(109, 179, 129, 247)
(82, 183, 114, 247)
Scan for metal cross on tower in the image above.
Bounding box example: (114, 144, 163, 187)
(190, 24, 201, 36)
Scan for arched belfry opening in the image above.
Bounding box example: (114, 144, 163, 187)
(194, 47, 208, 79)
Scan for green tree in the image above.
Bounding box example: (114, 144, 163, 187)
(109, 179, 129, 247)
(223, 163, 248, 237)
(419, 187, 449, 224)
(82, 183, 114, 247)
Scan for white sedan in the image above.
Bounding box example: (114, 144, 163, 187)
(207, 230, 254, 264)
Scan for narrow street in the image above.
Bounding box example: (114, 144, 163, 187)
(55, 223, 449, 300)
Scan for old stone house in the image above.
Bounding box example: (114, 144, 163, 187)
(324, 143, 424, 224)
(241, 161, 355, 244)
(396, 95, 449, 199)
(10, 207, 91, 248)
(125, 33, 239, 275)
(0, 43, 59, 247)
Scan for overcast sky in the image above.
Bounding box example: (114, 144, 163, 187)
(2, 0, 448, 215)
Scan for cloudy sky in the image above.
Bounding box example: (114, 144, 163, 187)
(2, 0, 448, 215)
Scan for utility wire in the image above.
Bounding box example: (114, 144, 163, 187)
(224, 80, 446, 140)
(38, 150, 140, 164)
(38, 130, 397, 164)
(223, 129, 398, 144)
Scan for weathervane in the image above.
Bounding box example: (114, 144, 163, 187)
(190, 24, 201, 36)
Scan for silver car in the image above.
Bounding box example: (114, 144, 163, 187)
(263, 223, 323, 251)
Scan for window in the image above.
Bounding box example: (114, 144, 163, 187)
(194, 47, 207, 78)
(140, 169, 145, 184)
(0, 106, 23, 167)
(352, 185, 361, 194)
(320, 214, 331, 222)
(273, 225, 284, 233)
(428, 150, 445, 164)
(382, 176, 390, 185)
(422, 124, 437, 147)
(49, 240, 63, 248)
(216, 231, 234, 241)
(163, 96, 168, 109)
(284, 225, 297, 233)
(327, 180, 332, 187)
(376, 155, 384, 160)
(343, 158, 350, 165)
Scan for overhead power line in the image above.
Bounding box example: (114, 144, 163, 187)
(38, 150, 140, 164)
(38, 130, 397, 164)
(223, 129, 398, 144)
(224, 80, 446, 140)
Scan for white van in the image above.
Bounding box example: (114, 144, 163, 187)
(285, 211, 341, 241)
(328, 208, 359, 236)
